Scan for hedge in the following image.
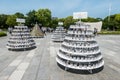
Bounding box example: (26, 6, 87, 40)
(0, 32, 7, 37)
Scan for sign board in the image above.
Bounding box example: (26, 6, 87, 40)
(58, 22, 63, 25)
(16, 18, 25, 23)
(73, 12, 88, 19)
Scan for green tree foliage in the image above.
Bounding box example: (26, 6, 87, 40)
(26, 10, 38, 27)
(35, 9, 51, 27)
(0, 8, 120, 31)
(51, 17, 58, 29)
(58, 18, 65, 22)
(14, 12, 24, 18)
(6, 15, 17, 27)
(82, 17, 100, 22)
(96, 18, 103, 21)
(115, 14, 120, 22)
(102, 14, 120, 31)
(0, 14, 8, 29)
(63, 16, 75, 29)
(114, 14, 120, 30)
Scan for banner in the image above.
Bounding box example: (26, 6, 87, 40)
(58, 22, 63, 25)
(16, 18, 25, 23)
(73, 12, 88, 19)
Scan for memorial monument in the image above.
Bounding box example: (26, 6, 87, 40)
(31, 23, 44, 38)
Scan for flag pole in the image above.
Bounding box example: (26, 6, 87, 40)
(108, 3, 111, 22)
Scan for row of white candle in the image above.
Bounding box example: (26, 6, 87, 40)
(58, 51, 102, 62)
(56, 57, 104, 70)
(60, 47, 100, 55)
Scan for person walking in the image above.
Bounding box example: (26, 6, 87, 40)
(93, 28, 98, 36)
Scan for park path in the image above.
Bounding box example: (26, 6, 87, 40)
(0, 34, 120, 80)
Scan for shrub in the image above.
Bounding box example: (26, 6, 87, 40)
(0, 32, 7, 37)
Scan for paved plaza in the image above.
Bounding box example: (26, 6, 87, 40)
(0, 34, 120, 80)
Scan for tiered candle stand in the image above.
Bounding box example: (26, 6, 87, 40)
(56, 23, 104, 74)
(52, 26, 66, 42)
(7, 26, 36, 51)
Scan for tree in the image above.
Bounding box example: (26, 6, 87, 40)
(14, 12, 24, 18)
(58, 18, 65, 22)
(114, 14, 120, 30)
(82, 17, 100, 22)
(6, 15, 17, 27)
(35, 9, 51, 27)
(63, 16, 75, 29)
(51, 17, 58, 29)
(26, 10, 37, 27)
(0, 14, 8, 29)
(96, 18, 103, 21)
(103, 14, 118, 30)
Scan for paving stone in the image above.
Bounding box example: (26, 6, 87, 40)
(0, 34, 120, 80)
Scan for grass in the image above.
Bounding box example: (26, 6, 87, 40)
(98, 31, 120, 35)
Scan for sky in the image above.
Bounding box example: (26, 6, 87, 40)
(0, 0, 120, 18)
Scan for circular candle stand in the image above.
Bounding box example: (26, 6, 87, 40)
(56, 23, 104, 74)
(52, 26, 66, 42)
(7, 25, 36, 51)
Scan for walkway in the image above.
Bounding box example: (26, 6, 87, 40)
(0, 34, 120, 80)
